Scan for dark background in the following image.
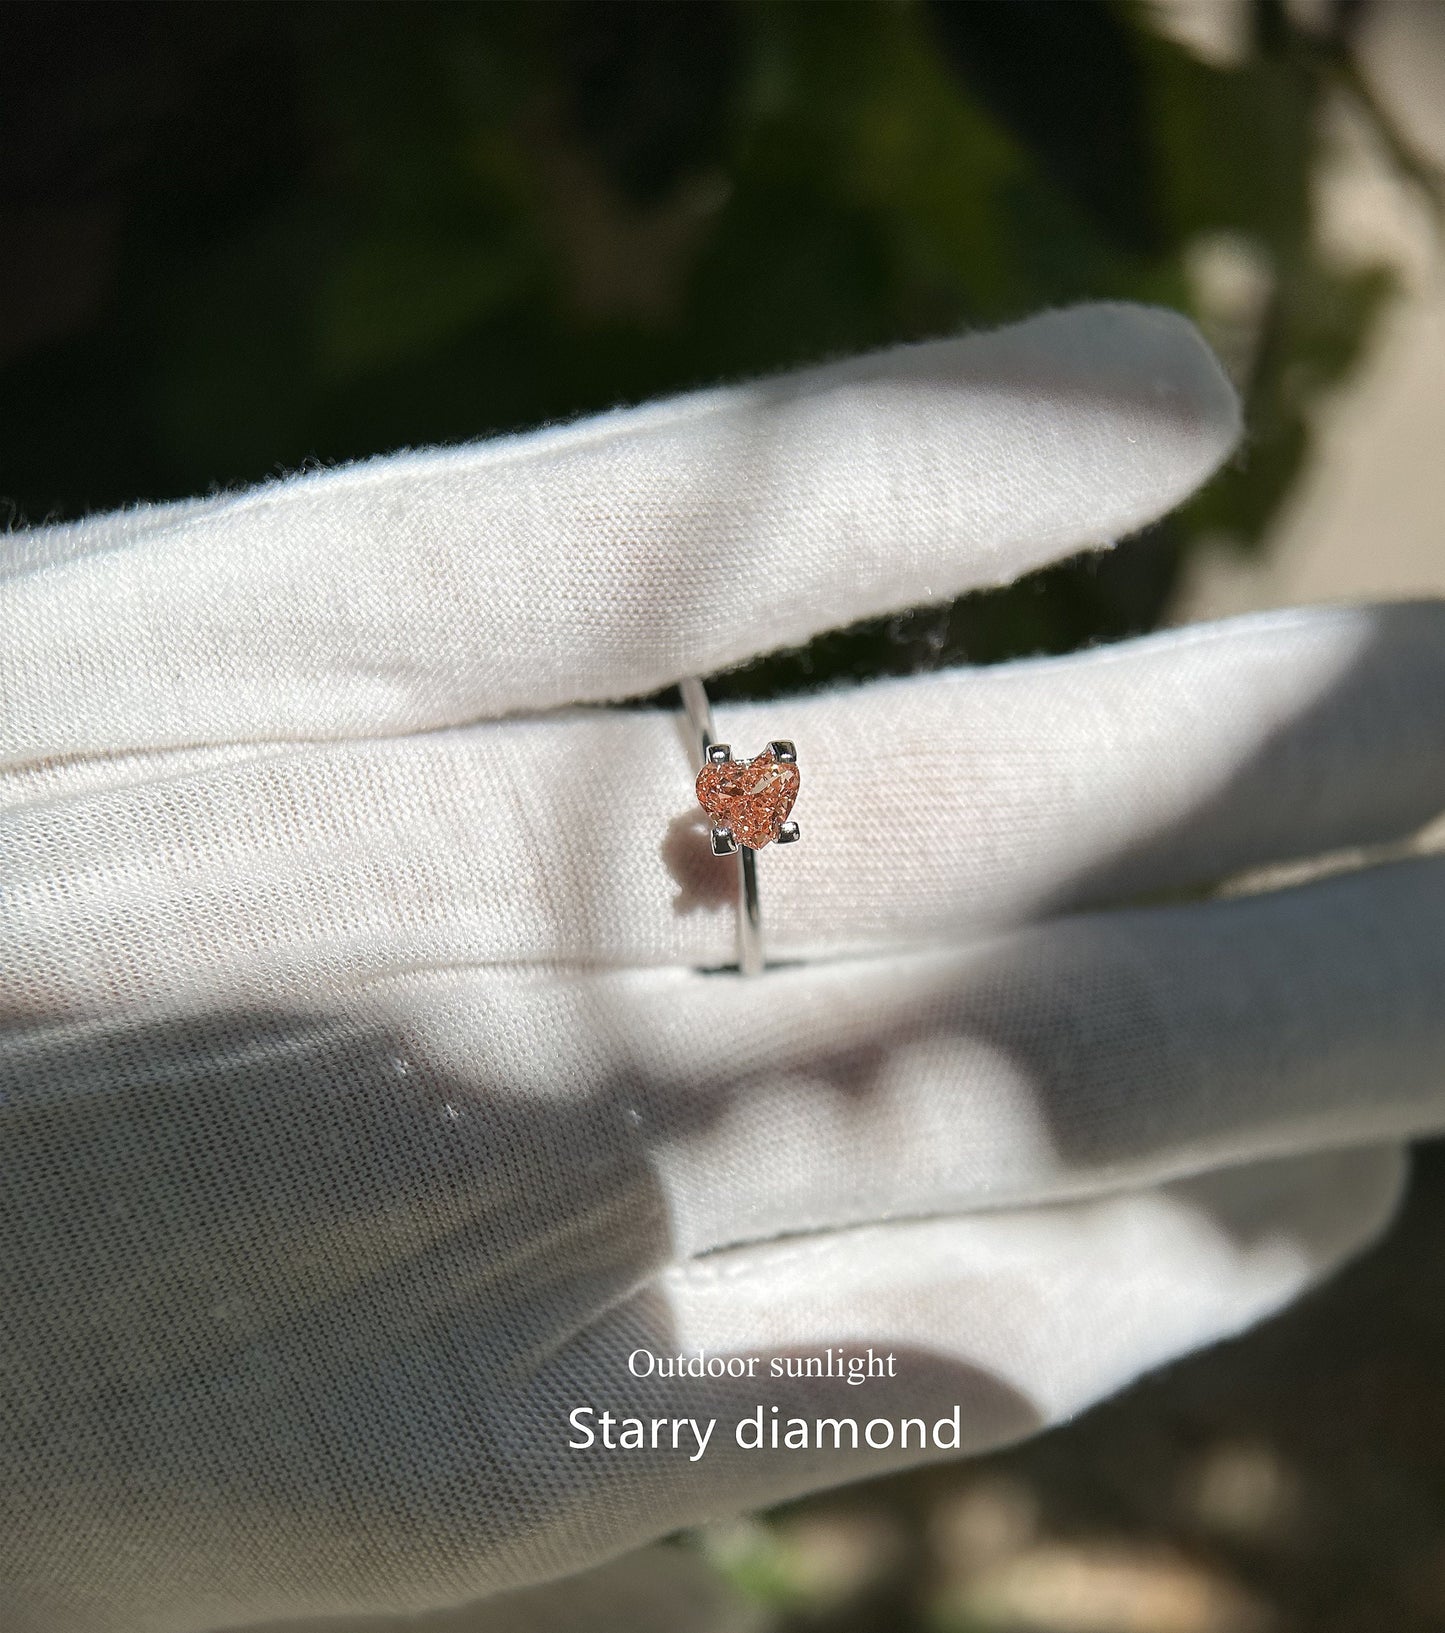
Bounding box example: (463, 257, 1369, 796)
(4, 3, 1443, 1629)
(0, 0, 1405, 689)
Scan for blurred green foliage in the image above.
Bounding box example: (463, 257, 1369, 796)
(0, 0, 1417, 691)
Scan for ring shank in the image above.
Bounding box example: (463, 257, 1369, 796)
(679, 677, 764, 977)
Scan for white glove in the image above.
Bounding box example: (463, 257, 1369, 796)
(4, 303, 1445, 1633)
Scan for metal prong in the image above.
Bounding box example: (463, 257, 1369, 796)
(768, 740, 796, 762)
(710, 826, 739, 856)
(707, 743, 732, 764)
(776, 821, 800, 844)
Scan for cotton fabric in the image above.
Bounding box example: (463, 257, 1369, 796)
(2, 303, 1443, 1633)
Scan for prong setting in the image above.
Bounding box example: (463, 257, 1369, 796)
(710, 825, 739, 856)
(776, 821, 800, 844)
(707, 743, 732, 764)
(768, 740, 797, 762)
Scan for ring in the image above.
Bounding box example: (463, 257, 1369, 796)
(679, 677, 800, 977)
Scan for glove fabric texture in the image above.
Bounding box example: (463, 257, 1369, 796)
(4, 304, 1445, 1632)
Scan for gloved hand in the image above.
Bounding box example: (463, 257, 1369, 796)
(5, 304, 1445, 1633)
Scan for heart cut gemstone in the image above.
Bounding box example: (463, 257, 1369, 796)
(695, 747, 800, 850)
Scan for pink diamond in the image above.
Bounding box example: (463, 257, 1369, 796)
(695, 747, 800, 850)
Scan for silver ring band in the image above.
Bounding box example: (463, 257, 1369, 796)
(680, 677, 764, 975)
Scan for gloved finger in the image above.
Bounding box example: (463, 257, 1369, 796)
(10, 846, 1429, 1261)
(622, 856, 1445, 1253)
(1, 1086, 1396, 1633)
(0, 303, 1237, 768)
(5, 603, 1444, 1016)
(532, 1146, 1404, 1591)
(732, 597, 1445, 958)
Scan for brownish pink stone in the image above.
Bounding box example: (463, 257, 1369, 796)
(695, 747, 800, 849)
